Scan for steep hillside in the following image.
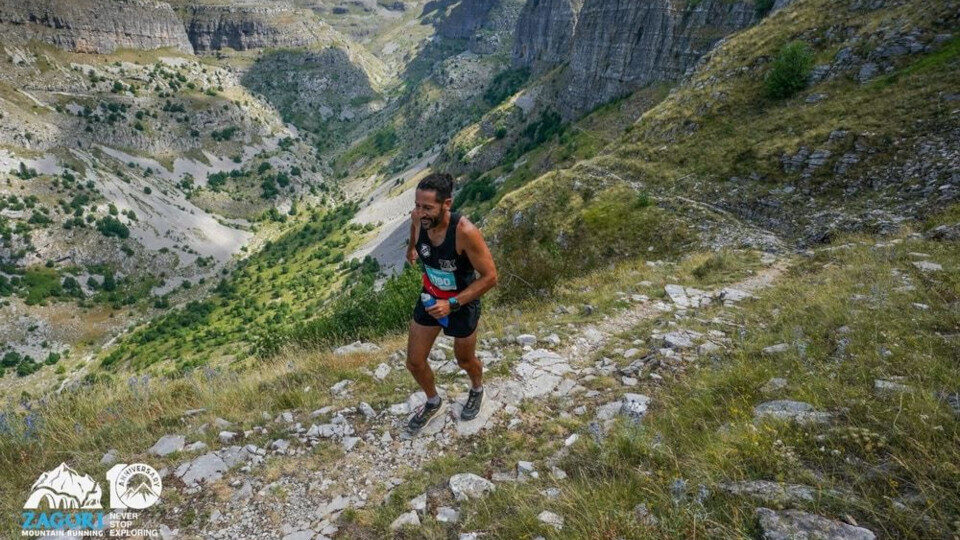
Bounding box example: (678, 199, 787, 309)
(0, 0, 194, 54)
(0, 0, 956, 538)
(450, 0, 958, 298)
(0, 0, 530, 395)
(0, 1, 360, 391)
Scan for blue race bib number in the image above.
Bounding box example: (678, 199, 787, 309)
(425, 265, 457, 291)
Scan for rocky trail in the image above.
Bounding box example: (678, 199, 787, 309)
(128, 259, 811, 539)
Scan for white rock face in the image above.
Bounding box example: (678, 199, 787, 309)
(407, 493, 426, 512)
(516, 334, 538, 346)
(334, 341, 381, 355)
(760, 378, 788, 393)
(436, 506, 460, 523)
(174, 452, 228, 486)
(538, 510, 564, 530)
(374, 363, 392, 380)
(762, 343, 791, 355)
(390, 511, 421, 530)
(148, 435, 185, 456)
(99, 449, 118, 466)
(665, 284, 711, 308)
(359, 402, 377, 419)
(874, 379, 912, 395)
(621, 393, 651, 422)
(755, 507, 875, 539)
(330, 379, 352, 394)
(912, 261, 942, 272)
(754, 400, 832, 425)
(449, 473, 495, 501)
(515, 349, 573, 397)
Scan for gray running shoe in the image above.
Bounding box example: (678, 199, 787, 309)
(460, 388, 484, 420)
(407, 399, 444, 433)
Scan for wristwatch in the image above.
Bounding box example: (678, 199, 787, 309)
(449, 297, 461, 312)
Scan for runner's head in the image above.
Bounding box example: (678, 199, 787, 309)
(415, 173, 453, 229)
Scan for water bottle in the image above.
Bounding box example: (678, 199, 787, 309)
(420, 293, 449, 327)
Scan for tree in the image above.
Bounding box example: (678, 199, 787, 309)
(765, 41, 815, 99)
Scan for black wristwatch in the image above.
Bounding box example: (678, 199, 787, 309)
(449, 297, 461, 312)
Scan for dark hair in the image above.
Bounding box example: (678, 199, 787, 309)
(417, 172, 453, 202)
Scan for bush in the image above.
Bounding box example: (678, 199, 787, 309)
(16, 357, 39, 377)
(483, 68, 530, 106)
(453, 177, 497, 209)
(765, 41, 814, 99)
(96, 216, 130, 239)
(272, 264, 421, 353)
(23, 267, 63, 305)
(492, 180, 691, 300)
(2, 351, 20, 368)
(755, 0, 775, 17)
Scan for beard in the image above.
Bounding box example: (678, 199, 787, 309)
(420, 212, 441, 229)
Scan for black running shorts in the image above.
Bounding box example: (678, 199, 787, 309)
(412, 293, 481, 338)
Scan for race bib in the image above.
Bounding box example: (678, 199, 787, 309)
(424, 265, 457, 291)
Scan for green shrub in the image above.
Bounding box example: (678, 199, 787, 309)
(96, 216, 130, 239)
(764, 41, 814, 99)
(755, 0, 775, 17)
(492, 180, 691, 300)
(16, 358, 39, 377)
(274, 264, 421, 353)
(483, 68, 530, 106)
(2, 351, 20, 368)
(23, 267, 63, 305)
(370, 126, 398, 154)
(453, 177, 497, 209)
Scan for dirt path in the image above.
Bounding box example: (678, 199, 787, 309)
(149, 258, 788, 539)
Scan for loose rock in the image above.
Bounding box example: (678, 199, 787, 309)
(755, 507, 875, 539)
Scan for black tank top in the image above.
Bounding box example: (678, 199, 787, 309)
(417, 212, 476, 294)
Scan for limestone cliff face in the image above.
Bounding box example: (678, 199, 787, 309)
(562, 0, 756, 115)
(183, 4, 339, 52)
(435, 0, 524, 54)
(512, 0, 583, 74)
(437, 0, 500, 40)
(0, 0, 193, 54)
(512, 0, 757, 116)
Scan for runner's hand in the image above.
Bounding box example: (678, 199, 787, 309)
(426, 299, 451, 319)
(406, 247, 418, 265)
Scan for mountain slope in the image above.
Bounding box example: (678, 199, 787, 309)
(0, 0, 957, 537)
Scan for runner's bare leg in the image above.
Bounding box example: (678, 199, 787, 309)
(454, 332, 483, 389)
(406, 321, 442, 398)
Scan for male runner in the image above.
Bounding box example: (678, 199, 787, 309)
(405, 172, 498, 433)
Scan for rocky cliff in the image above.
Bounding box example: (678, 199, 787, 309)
(561, 0, 756, 115)
(511, 0, 758, 116)
(0, 0, 193, 54)
(435, 0, 525, 54)
(436, 0, 500, 40)
(512, 0, 583, 74)
(183, 4, 341, 52)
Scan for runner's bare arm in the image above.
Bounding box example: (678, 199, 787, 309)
(407, 210, 420, 265)
(450, 218, 497, 305)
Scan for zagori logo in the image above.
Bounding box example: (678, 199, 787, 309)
(24, 463, 102, 509)
(106, 463, 162, 509)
